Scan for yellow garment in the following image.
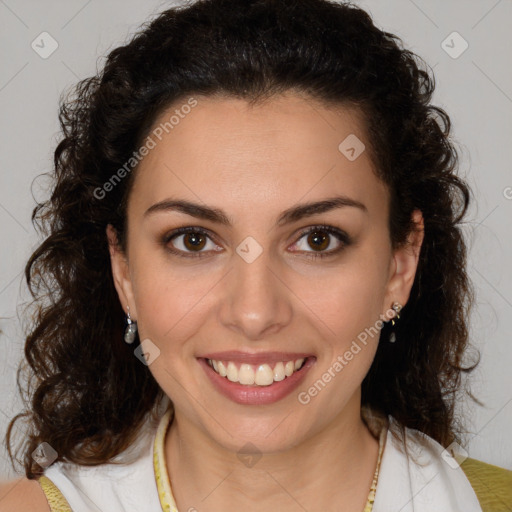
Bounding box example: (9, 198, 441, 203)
(37, 475, 72, 511)
(460, 457, 512, 512)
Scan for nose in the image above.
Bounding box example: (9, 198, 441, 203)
(218, 247, 293, 341)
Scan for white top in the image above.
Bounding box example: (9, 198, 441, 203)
(373, 418, 483, 512)
(40, 406, 483, 512)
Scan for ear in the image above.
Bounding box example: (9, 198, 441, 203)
(381, 210, 424, 316)
(106, 224, 137, 319)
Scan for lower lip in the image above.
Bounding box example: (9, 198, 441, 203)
(198, 357, 315, 405)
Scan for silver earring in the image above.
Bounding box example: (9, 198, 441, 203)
(389, 302, 402, 343)
(124, 306, 138, 344)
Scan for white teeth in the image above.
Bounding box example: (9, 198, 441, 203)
(226, 362, 238, 382)
(254, 364, 274, 386)
(239, 364, 255, 385)
(207, 357, 307, 386)
(217, 361, 227, 377)
(273, 362, 285, 381)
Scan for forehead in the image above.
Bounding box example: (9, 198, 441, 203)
(128, 93, 388, 220)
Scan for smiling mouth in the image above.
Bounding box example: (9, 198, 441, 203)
(205, 357, 309, 386)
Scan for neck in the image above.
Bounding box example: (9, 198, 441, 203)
(164, 396, 381, 512)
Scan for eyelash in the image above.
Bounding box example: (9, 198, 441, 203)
(161, 225, 352, 260)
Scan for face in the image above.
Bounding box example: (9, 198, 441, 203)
(108, 92, 423, 454)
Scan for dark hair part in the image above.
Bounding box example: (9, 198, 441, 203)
(7, 0, 479, 478)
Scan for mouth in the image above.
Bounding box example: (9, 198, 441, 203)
(198, 352, 316, 405)
(206, 357, 308, 386)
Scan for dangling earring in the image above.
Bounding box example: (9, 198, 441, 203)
(389, 302, 402, 343)
(124, 306, 138, 344)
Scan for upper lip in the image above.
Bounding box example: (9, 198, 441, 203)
(200, 351, 314, 365)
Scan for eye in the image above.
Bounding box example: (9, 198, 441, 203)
(290, 225, 351, 259)
(163, 227, 221, 258)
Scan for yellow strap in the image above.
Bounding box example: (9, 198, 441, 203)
(460, 457, 512, 512)
(153, 408, 180, 511)
(37, 475, 72, 512)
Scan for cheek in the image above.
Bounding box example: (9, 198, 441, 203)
(301, 263, 387, 410)
(299, 256, 389, 346)
(129, 252, 217, 350)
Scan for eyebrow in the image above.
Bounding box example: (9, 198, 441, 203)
(144, 195, 368, 227)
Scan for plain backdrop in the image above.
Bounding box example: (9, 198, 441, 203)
(0, 0, 511, 479)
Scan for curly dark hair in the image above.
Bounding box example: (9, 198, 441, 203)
(6, 0, 480, 479)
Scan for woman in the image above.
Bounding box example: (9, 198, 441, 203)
(2, 0, 511, 510)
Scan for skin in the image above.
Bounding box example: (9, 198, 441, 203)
(0, 479, 50, 511)
(107, 92, 424, 512)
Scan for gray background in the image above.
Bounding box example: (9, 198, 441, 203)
(1, 0, 511, 480)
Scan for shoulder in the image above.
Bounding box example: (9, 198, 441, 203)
(0, 477, 51, 512)
(460, 457, 512, 511)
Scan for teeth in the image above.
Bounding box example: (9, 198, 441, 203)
(207, 357, 306, 386)
(217, 361, 227, 377)
(273, 362, 285, 381)
(239, 364, 255, 385)
(227, 362, 238, 382)
(255, 364, 274, 386)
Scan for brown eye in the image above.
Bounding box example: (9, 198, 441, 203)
(291, 225, 351, 259)
(306, 230, 330, 252)
(181, 232, 207, 251)
(163, 227, 220, 258)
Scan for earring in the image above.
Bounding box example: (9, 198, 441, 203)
(389, 302, 402, 343)
(124, 306, 138, 344)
